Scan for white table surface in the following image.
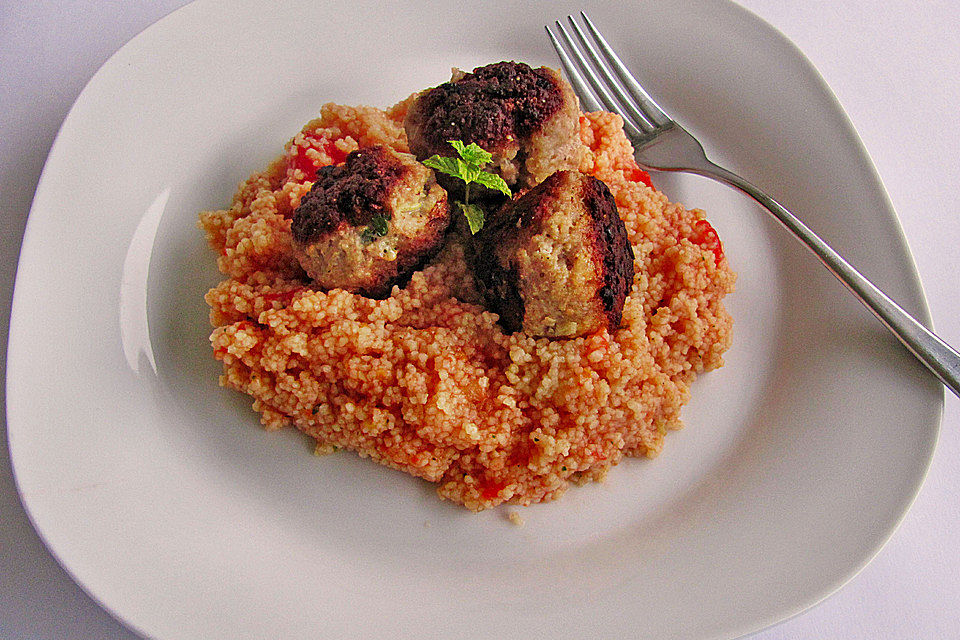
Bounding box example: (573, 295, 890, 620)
(2, 1, 957, 638)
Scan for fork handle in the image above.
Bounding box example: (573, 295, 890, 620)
(702, 162, 960, 399)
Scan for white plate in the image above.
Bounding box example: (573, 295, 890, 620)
(7, 1, 942, 638)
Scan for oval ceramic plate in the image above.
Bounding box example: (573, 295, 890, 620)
(7, 1, 942, 638)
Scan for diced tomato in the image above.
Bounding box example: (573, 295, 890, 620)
(288, 133, 348, 180)
(693, 219, 724, 265)
(289, 150, 318, 180)
(322, 137, 349, 165)
(480, 480, 507, 501)
(624, 165, 654, 188)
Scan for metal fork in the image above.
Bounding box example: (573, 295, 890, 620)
(547, 12, 960, 399)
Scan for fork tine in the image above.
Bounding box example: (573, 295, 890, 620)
(550, 21, 645, 139)
(579, 11, 672, 127)
(564, 15, 657, 132)
(544, 26, 604, 114)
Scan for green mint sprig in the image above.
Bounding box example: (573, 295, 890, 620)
(360, 213, 389, 243)
(423, 140, 511, 234)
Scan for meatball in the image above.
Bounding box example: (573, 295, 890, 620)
(404, 61, 584, 197)
(472, 170, 634, 338)
(291, 145, 450, 298)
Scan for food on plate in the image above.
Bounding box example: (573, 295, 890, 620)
(422, 139, 512, 235)
(291, 144, 450, 298)
(199, 62, 735, 511)
(404, 61, 584, 197)
(472, 169, 634, 338)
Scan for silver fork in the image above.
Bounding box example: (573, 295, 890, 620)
(547, 12, 960, 399)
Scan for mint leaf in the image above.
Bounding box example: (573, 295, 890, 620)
(473, 171, 512, 197)
(450, 140, 493, 167)
(460, 203, 486, 235)
(360, 214, 389, 242)
(423, 141, 512, 234)
(458, 160, 480, 184)
(426, 143, 495, 184)
(422, 155, 461, 177)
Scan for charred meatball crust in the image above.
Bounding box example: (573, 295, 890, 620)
(404, 61, 584, 197)
(291, 145, 450, 298)
(473, 170, 634, 337)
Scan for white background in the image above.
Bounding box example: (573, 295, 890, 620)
(1, 1, 957, 638)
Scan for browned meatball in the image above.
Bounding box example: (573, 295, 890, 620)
(404, 61, 584, 197)
(472, 170, 634, 337)
(291, 145, 450, 298)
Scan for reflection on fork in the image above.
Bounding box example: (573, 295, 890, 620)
(545, 12, 960, 399)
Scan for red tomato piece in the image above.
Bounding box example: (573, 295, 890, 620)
(288, 133, 348, 180)
(480, 480, 507, 501)
(693, 219, 724, 265)
(625, 165, 654, 188)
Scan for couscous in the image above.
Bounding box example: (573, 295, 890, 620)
(199, 64, 735, 511)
